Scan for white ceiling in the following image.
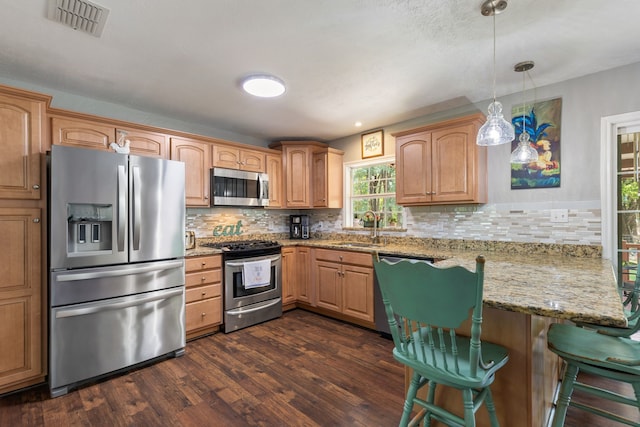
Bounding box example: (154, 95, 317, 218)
(2, 0, 640, 142)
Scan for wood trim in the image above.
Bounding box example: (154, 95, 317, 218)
(391, 112, 486, 137)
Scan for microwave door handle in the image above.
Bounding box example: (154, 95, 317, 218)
(132, 165, 142, 251)
(259, 175, 266, 199)
(117, 164, 127, 252)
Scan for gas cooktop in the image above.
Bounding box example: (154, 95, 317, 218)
(200, 240, 281, 254)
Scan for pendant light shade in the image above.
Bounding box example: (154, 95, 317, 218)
(477, 101, 515, 146)
(510, 60, 539, 163)
(476, 0, 515, 147)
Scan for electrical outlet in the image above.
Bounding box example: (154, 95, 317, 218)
(550, 209, 568, 223)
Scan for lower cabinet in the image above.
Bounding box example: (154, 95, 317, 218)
(311, 248, 374, 326)
(0, 208, 44, 394)
(281, 246, 312, 310)
(185, 255, 222, 340)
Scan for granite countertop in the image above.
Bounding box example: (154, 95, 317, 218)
(187, 238, 627, 327)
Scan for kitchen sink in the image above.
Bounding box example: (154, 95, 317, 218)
(335, 241, 384, 248)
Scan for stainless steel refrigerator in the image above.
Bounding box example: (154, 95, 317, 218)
(49, 145, 186, 397)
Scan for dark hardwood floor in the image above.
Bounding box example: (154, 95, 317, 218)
(1, 309, 639, 426)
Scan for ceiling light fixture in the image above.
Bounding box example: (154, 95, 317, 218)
(241, 74, 286, 98)
(510, 61, 539, 164)
(476, 0, 515, 147)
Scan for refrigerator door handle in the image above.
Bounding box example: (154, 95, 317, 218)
(132, 165, 142, 251)
(117, 164, 127, 252)
(55, 260, 184, 282)
(54, 287, 184, 319)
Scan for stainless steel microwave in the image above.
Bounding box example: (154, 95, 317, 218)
(210, 167, 269, 207)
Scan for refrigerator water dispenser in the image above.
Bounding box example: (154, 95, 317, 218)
(67, 203, 113, 254)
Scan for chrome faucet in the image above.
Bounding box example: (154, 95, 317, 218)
(363, 210, 380, 244)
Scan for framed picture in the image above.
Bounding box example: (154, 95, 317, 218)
(510, 97, 562, 189)
(361, 130, 384, 159)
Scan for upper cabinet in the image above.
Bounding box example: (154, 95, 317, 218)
(212, 145, 265, 172)
(51, 116, 169, 158)
(265, 153, 283, 208)
(393, 113, 487, 206)
(269, 141, 344, 209)
(170, 137, 211, 207)
(0, 89, 48, 200)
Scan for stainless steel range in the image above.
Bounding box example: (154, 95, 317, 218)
(201, 240, 282, 332)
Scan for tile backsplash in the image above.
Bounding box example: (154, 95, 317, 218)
(186, 205, 601, 246)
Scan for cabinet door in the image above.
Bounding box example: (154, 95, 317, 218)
(265, 154, 283, 208)
(296, 247, 312, 304)
(284, 146, 311, 208)
(212, 145, 241, 169)
(51, 117, 113, 151)
(396, 132, 432, 204)
(239, 150, 265, 172)
(342, 264, 374, 322)
(314, 260, 342, 312)
(0, 94, 44, 200)
(431, 123, 476, 203)
(170, 137, 211, 207)
(0, 208, 42, 393)
(312, 151, 328, 207)
(281, 247, 297, 304)
(119, 127, 168, 159)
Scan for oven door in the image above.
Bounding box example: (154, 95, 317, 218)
(224, 254, 281, 309)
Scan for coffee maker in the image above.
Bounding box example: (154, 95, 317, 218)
(290, 215, 310, 239)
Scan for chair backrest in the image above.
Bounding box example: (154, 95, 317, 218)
(373, 255, 487, 378)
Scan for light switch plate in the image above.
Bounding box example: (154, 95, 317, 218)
(550, 209, 569, 223)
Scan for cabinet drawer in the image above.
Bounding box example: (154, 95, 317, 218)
(314, 248, 373, 267)
(185, 270, 221, 288)
(185, 255, 221, 272)
(185, 284, 221, 303)
(186, 297, 222, 331)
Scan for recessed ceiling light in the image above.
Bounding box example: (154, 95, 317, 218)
(355, 121, 362, 127)
(241, 74, 286, 98)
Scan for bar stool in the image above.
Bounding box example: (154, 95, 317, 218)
(373, 254, 509, 426)
(547, 323, 640, 426)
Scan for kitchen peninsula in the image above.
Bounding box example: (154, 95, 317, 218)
(188, 237, 626, 426)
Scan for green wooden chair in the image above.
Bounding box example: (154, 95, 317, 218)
(373, 254, 509, 427)
(547, 323, 640, 426)
(547, 269, 640, 426)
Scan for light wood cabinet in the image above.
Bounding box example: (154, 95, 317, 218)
(312, 148, 343, 208)
(212, 145, 265, 172)
(281, 247, 297, 308)
(270, 141, 344, 209)
(394, 113, 487, 205)
(51, 117, 169, 158)
(296, 247, 312, 304)
(311, 248, 374, 324)
(265, 154, 283, 208)
(0, 208, 44, 394)
(185, 255, 222, 340)
(170, 137, 211, 207)
(0, 91, 46, 200)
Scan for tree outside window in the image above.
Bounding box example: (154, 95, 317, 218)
(350, 161, 403, 228)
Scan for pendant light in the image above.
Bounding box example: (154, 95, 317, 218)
(510, 61, 539, 163)
(476, 0, 515, 146)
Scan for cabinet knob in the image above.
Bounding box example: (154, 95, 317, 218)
(33, 184, 40, 190)
(204, 195, 209, 200)
(201, 312, 206, 317)
(33, 218, 40, 223)
(202, 292, 207, 296)
(201, 276, 206, 281)
(201, 262, 207, 266)
(339, 256, 343, 260)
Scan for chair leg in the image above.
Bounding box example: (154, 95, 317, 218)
(462, 388, 476, 427)
(400, 371, 422, 427)
(632, 381, 640, 414)
(552, 362, 579, 427)
(424, 381, 437, 427)
(483, 387, 500, 427)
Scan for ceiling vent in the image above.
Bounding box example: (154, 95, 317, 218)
(47, 0, 110, 37)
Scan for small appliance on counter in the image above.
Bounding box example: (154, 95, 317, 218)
(185, 231, 196, 249)
(290, 214, 310, 239)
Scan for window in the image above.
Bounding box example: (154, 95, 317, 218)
(617, 131, 640, 286)
(344, 156, 403, 228)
